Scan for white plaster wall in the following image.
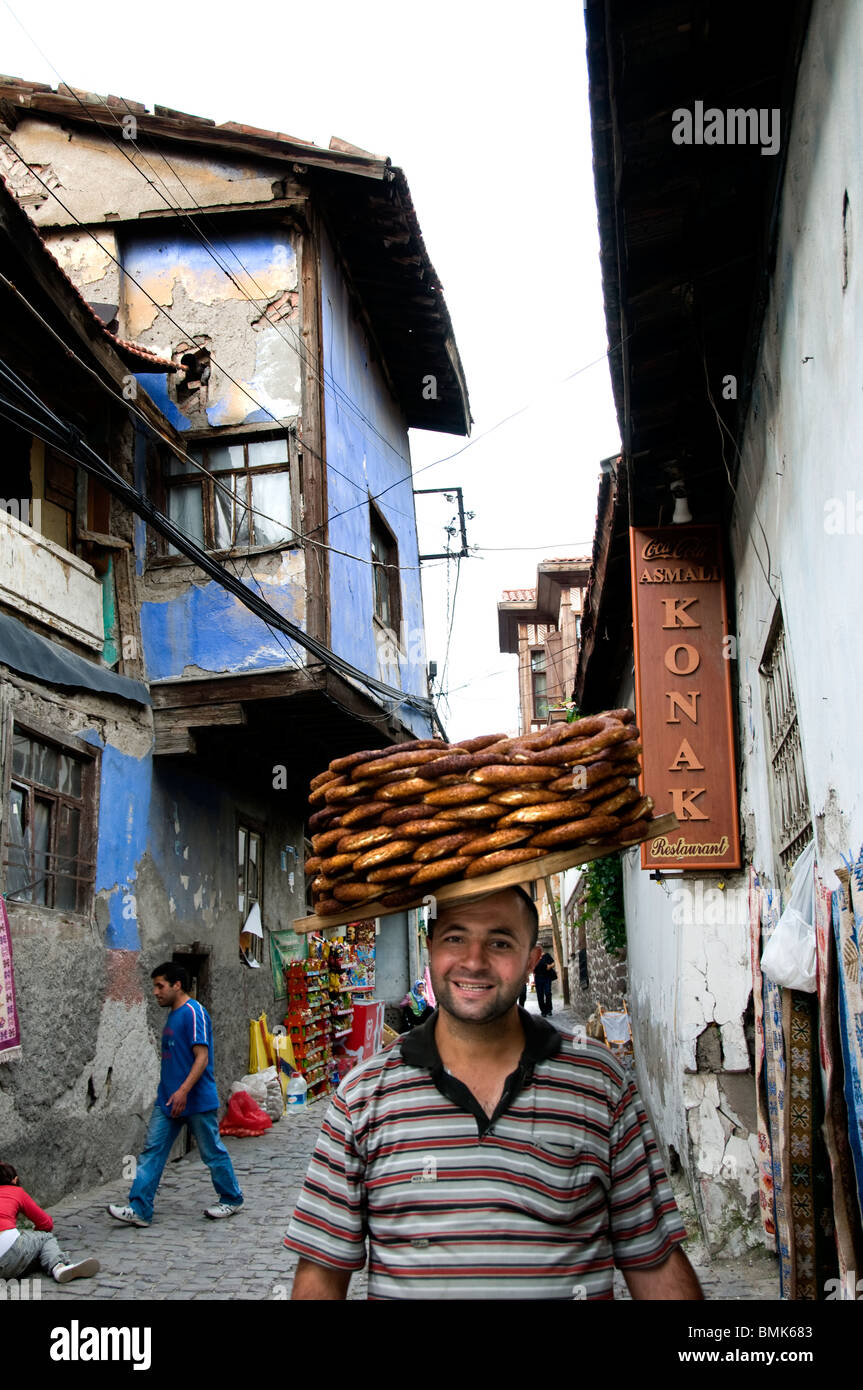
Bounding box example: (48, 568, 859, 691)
(731, 0, 863, 887)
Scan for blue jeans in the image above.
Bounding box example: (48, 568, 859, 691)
(128, 1106, 243, 1222)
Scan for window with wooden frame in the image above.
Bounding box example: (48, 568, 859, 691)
(4, 723, 99, 913)
(531, 648, 549, 722)
(163, 434, 300, 558)
(759, 607, 813, 887)
(238, 820, 264, 966)
(369, 501, 401, 636)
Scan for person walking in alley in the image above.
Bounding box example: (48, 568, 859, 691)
(285, 886, 702, 1300)
(108, 962, 243, 1227)
(0, 1162, 99, 1284)
(533, 947, 557, 1016)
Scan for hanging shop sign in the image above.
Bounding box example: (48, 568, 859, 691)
(629, 524, 741, 871)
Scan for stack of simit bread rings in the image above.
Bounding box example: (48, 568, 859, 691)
(304, 709, 654, 916)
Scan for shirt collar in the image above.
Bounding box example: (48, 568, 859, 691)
(399, 1006, 562, 1070)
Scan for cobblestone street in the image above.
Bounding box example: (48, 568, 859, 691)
(34, 993, 779, 1302)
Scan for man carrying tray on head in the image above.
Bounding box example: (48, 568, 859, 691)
(284, 884, 701, 1300)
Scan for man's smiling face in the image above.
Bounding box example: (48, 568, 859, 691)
(428, 890, 542, 1026)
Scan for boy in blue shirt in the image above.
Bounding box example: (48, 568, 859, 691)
(108, 962, 243, 1227)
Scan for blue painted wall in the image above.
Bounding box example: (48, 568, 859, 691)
(77, 729, 152, 950)
(140, 576, 305, 681)
(320, 230, 431, 738)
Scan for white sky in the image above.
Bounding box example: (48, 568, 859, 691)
(0, 0, 621, 739)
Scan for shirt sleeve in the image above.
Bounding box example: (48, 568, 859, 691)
(607, 1076, 687, 1269)
(19, 1190, 53, 1232)
(283, 1092, 367, 1273)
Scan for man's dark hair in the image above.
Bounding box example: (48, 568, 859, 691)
(429, 885, 539, 947)
(151, 961, 190, 992)
(0, 1162, 18, 1186)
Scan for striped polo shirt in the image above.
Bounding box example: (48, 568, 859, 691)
(284, 1009, 686, 1299)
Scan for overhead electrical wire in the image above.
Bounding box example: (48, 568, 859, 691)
(0, 130, 629, 565)
(0, 357, 439, 721)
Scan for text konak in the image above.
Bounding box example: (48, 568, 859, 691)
(657, 594, 708, 826)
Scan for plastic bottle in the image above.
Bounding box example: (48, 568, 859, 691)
(285, 1073, 308, 1111)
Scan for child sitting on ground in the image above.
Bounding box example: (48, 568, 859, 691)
(0, 1161, 100, 1284)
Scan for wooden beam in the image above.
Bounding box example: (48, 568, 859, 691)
(293, 814, 679, 932)
(150, 665, 323, 709)
(154, 728, 197, 757)
(154, 704, 246, 733)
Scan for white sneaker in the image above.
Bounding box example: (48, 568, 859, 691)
(107, 1203, 150, 1227)
(204, 1201, 243, 1219)
(53, 1258, 100, 1283)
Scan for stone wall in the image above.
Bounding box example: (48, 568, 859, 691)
(568, 902, 628, 1013)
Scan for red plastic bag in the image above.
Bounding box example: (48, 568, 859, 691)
(219, 1089, 273, 1137)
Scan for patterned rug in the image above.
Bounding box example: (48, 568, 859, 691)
(786, 990, 837, 1299)
(0, 896, 21, 1064)
(749, 868, 776, 1248)
(833, 853, 863, 1232)
(815, 869, 863, 1288)
(760, 885, 794, 1296)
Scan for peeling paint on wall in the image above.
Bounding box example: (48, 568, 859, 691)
(139, 561, 306, 680)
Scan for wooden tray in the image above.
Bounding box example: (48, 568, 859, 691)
(292, 813, 679, 933)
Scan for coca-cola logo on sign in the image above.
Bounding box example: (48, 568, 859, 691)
(642, 536, 709, 562)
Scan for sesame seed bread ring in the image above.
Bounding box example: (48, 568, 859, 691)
(463, 847, 545, 877)
(420, 750, 508, 780)
(315, 898, 344, 917)
(567, 775, 633, 802)
(304, 855, 323, 876)
(380, 803, 452, 826)
(590, 785, 642, 818)
(324, 779, 378, 804)
(459, 827, 531, 854)
(338, 800, 390, 827)
(379, 886, 427, 910)
(409, 857, 475, 886)
(308, 807, 340, 831)
(610, 816, 652, 846)
(582, 761, 641, 795)
(311, 828, 349, 854)
(319, 853, 358, 876)
(309, 777, 346, 805)
(311, 875, 338, 893)
(451, 733, 509, 752)
(352, 839, 416, 871)
(604, 708, 637, 725)
(309, 769, 339, 791)
(429, 802, 503, 821)
(618, 795, 653, 824)
(332, 882, 382, 905)
(554, 714, 624, 744)
(328, 747, 391, 775)
(350, 749, 446, 782)
(468, 765, 558, 786)
(488, 787, 563, 807)
(528, 814, 619, 849)
(496, 799, 593, 827)
(366, 862, 422, 883)
(336, 826, 395, 853)
(411, 832, 478, 862)
(423, 783, 491, 806)
(377, 778, 439, 802)
(396, 819, 461, 838)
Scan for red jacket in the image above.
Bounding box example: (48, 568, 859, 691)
(0, 1183, 52, 1233)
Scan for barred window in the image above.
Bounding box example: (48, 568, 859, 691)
(5, 726, 97, 912)
(759, 610, 813, 885)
